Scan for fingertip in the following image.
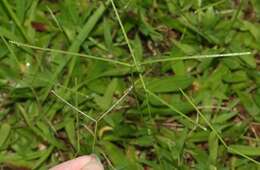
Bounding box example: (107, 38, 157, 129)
(50, 156, 92, 170)
(81, 155, 104, 170)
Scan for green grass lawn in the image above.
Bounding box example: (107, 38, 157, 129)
(0, 0, 260, 169)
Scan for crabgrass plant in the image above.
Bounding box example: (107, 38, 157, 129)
(0, 0, 260, 169)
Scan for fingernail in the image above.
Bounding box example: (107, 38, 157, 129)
(81, 154, 104, 170)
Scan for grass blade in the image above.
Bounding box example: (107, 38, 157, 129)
(1, 0, 30, 42)
(0, 123, 11, 148)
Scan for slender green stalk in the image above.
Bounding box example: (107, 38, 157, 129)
(179, 88, 260, 165)
(110, 0, 152, 117)
(109, 0, 140, 71)
(51, 90, 97, 122)
(92, 122, 98, 152)
(97, 85, 133, 122)
(9, 41, 132, 67)
(51, 90, 99, 151)
(145, 89, 207, 131)
(179, 88, 227, 146)
(140, 52, 251, 65)
(46, 6, 63, 32)
(47, 6, 72, 43)
(74, 79, 81, 154)
(195, 0, 225, 13)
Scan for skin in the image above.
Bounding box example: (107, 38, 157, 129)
(50, 155, 104, 170)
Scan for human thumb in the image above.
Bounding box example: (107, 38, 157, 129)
(81, 154, 104, 170)
(50, 155, 103, 170)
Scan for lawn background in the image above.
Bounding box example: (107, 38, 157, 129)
(0, 0, 260, 169)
